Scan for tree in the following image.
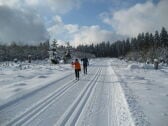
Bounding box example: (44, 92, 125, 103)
(125, 38, 131, 53)
(144, 32, 150, 50)
(149, 33, 154, 48)
(154, 30, 160, 48)
(75, 27, 168, 63)
(51, 39, 58, 51)
(160, 27, 168, 47)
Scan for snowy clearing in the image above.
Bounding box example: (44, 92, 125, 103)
(0, 59, 168, 126)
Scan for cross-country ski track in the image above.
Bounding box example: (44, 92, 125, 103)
(0, 59, 135, 126)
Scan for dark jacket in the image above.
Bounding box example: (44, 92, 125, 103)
(82, 58, 89, 66)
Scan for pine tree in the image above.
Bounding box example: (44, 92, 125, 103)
(144, 32, 150, 50)
(154, 30, 160, 48)
(125, 38, 131, 53)
(51, 39, 58, 51)
(149, 33, 154, 48)
(160, 27, 168, 47)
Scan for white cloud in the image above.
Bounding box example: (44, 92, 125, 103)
(25, 0, 39, 6)
(47, 0, 81, 14)
(0, 0, 20, 7)
(48, 16, 123, 47)
(72, 25, 123, 46)
(24, 0, 81, 14)
(101, 0, 168, 37)
(47, 15, 67, 38)
(0, 0, 81, 14)
(0, 0, 82, 45)
(47, 15, 79, 45)
(53, 15, 63, 24)
(0, 6, 49, 44)
(64, 24, 79, 34)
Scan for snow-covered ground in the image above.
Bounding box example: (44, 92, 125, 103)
(0, 61, 73, 106)
(111, 59, 168, 126)
(0, 58, 167, 126)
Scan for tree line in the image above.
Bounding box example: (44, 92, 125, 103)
(77, 27, 168, 63)
(0, 41, 50, 62)
(0, 27, 167, 63)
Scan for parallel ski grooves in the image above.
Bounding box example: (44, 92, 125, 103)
(0, 73, 73, 111)
(55, 68, 102, 126)
(6, 79, 79, 126)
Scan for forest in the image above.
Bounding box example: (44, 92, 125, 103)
(0, 27, 168, 64)
(77, 27, 168, 63)
(0, 41, 50, 62)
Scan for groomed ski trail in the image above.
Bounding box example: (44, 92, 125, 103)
(6, 79, 79, 126)
(55, 68, 102, 126)
(0, 59, 136, 126)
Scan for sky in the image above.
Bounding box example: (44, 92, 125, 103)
(0, 0, 167, 46)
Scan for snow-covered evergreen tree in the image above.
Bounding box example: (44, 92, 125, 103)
(49, 39, 59, 64)
(160, 27, 168, 47)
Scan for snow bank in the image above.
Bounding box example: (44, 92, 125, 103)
(112, 58, 168, 126)
(0, 61, 73, 106)
(140, 64, 154, 69)
(127, 63, 162, 70)
(108, 64, 135, 126)
(127, 64, 141, 70)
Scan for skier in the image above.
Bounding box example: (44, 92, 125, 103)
(81, 57, 89, 74)
(72, 59, 81, 80)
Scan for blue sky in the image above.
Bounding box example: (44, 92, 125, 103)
(59, 0, 159, 25)
(0, 0, 167, 46)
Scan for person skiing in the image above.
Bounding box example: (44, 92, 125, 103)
(81, 57, 89, 74)
(72, 59, 81, 80)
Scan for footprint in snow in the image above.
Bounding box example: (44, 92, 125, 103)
(13, 88, 22, 92)
(38, 75, 48, 78)
(162, 113, 168, 117)
(147, 102, 153, 105)
(17, 75, 25, 78)
(16, 83, 27, 86)
(133, 76, 145, 80)
(158, 86, 164, 88)
(146, 88, 151, 91)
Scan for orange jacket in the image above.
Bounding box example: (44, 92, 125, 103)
(72, 61, 81, 70)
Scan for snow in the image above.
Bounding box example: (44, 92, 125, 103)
(127, 63, 162, 70)
(111, 59, 168, 126)
(0, 61, 72, 106)
(127, 64, 142, 70)
(0, 58, 168, 126)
